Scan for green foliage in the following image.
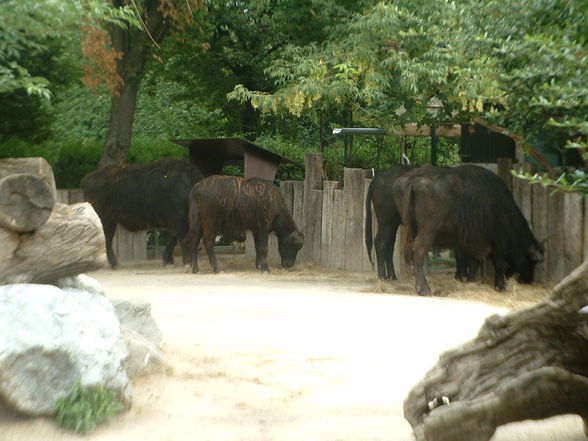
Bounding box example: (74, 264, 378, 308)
(513, 167, 588, 197)
(0, 139, 187, 188)
(54, 380, 125, 434)
(0, 0, 138, 98)
(230, 0, 587, 169)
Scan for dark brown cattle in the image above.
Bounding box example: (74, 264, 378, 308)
(365, 165, 479, 282)
(182, 175, 304, 273)
(81, 158, 204, 268)
(393, 164, 543, 295)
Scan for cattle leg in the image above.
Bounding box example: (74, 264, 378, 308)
(375, 225, 396, 280)
(467, 258, 480, 282)
(253, 231, 270, 273)
(411, 236, 432, 295)
(202, 233, 221, 273)
(102, 221, 119, 269)
(454, 248, 468, 281)
(162, 233, 177, 266)
(491, 253, 507, 291)
(186, 229, 201, 273)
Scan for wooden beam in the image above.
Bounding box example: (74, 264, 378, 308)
(392, 123, 461, 137)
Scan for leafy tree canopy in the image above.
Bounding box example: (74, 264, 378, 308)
(230, 0, 587, 154)
(0, 0, 137, 98)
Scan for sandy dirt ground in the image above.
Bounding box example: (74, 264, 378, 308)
(0, 256, 585, 441)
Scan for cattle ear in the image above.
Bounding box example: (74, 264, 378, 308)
(528, 246, 544, 263)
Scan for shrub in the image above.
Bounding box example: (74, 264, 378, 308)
(54, 380, 125, 434)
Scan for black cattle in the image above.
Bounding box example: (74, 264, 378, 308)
(182, 175, 304, 273)
(392, 164, 544, 295)
(365, 165, 478, 282)
(81, 158, 204, 268)
(365, 165, 413, 280)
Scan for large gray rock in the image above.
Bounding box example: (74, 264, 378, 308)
(112, 299, 167, 378)
(112, 299, 163, 346)
(0, 284, 132, 416)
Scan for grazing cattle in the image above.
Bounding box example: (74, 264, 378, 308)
(182, 175, 304, 273)
(365, 165, 478, 282)
(81, 158, 204, 268)
(392, 164, 544, 295)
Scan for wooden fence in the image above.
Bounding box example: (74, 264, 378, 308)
(58, 154, 586, 282)
(512, 177, 586, 283)
(258, 153, 586, 284)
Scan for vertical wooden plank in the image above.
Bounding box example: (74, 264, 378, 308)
(519, 179, 533, 228)
(331, 189, 346, 269)
(113, 225, 132, 263)
(280, 181, 294, 214)
(302, 154, 323, 261)
(362, 178, 373, 273)
(132, 231, 147, 261)
(563, 192, 584, 276)
(55, 189, 71, 204)
(309, 189, 323, 262)
(321, 181, 339, 268)
(531, 185, 548, 283)
(69, 189, 85, 204)
(584, 200, 588, 262)
(512, 175, 523, 210)
(344, 168, 370, 271)
(245, 231, 255, 260)
(497, 157, 513, 192)
(546, 189, 565, 282)
(290, 181, 304, 259)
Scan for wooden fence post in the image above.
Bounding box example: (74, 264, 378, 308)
(563, 192, 584, 276)
(344, 168, 371, 271)
(497, 157, 513, 192)
(331, 189, 346, 269)
(302, 153, 323, 261)
(546, 189, 566, 282)
(321, 181, 339, 268)
(532, 184, 548, 282)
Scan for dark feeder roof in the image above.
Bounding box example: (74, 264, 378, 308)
(172, 137, 295, 181)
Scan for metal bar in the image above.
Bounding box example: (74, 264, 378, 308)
(332, 128, 388, 136)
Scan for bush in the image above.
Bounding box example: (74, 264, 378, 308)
(54, 380, 125, 434)
(0, 138, 190, 188)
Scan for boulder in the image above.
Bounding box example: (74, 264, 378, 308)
(112, 299, 164, 346)
(0, 284, 132, 416)
(55, 273, 106, 296)
(112, 299, 167, 378)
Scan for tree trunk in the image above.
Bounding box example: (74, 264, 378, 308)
(404, 260, 588, 441)
(99, 80, 142, 166)
(98, 1, 169, 167)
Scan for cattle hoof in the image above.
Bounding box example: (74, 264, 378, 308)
(191, 268, 199, 274)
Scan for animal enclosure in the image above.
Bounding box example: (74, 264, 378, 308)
(60, 153, 586, 284)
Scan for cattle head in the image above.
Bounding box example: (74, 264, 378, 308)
(513, 243, 544, 284)
(278, 230, 304, 268)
